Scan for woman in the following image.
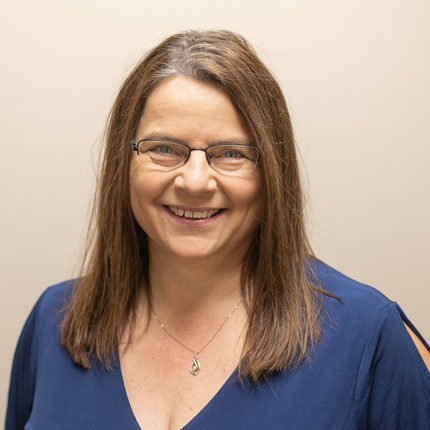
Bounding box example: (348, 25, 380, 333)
(7, 30, 430, 429)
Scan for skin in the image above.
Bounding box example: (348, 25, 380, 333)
(130, 76, 263, 271)
(122, 76, 263, 430)
(405, 323, 430, 371)
(121, 76, 430, 430)
(129, 76, 264, 314)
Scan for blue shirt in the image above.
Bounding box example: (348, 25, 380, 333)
(6, 261, 430, 429)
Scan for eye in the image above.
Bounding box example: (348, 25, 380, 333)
(220, 150, 245, 159)
(139, 141, 187, 157)
(207, 144, 258, 174)
(135, 139, 189, 170)
(210, 146, 253, 160)
(149, 144, 175, 154)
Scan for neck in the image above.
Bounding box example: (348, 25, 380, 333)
(147, 246, 244, 327)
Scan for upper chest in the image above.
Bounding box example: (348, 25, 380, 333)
(119, 316, 245, 430)
(28, 319, 366, 430)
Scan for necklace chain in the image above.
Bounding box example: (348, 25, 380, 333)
(150, 299, 243, 375)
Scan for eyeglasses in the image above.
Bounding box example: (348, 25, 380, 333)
(130, 139, 259, 174)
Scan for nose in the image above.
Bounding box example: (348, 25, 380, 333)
(174, 150, 217, 196)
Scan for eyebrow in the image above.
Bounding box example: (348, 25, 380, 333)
(140, 132, 180, 142)
(139, 131, 252, 146)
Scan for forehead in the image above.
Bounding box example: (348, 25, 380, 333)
(136, 76, 250, 144)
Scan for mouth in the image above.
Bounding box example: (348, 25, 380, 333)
(167, 206, 223, 219)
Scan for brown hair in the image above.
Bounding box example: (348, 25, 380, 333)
(61, 29, 323, 381)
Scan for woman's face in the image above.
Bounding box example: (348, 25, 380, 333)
(130, 76, 263, 265)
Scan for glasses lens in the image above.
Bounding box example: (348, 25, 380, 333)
(137, 140, 188, 169)
(207, 145, 258, 173)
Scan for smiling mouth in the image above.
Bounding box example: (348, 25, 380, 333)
(167, 206, 222, 219)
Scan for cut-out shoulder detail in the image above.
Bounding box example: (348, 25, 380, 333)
(404, 322, 430, 371)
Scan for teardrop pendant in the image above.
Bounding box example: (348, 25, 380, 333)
(190, 352, 201, 375)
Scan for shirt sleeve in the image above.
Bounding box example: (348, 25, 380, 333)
(355, 302, 430, 429)
(6, 296, 41, 430)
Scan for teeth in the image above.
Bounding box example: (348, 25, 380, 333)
(168, 207, 220, 219)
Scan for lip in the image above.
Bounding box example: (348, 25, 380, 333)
(163, 205, 225, 224)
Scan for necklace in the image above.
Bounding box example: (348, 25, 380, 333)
(150, 299, 243, 375)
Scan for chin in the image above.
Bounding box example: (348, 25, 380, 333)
(165, 241, 220, 262)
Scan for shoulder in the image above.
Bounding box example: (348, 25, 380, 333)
(38, 279, 75, 310)
(308, 259, 429, 355)
(308, 259, 396, 331)
(309, 258, 390, 308)
(13, 280, 76, 369)
(32, 280, 75, 325)
(307, 259, 430, 428)
(6, 280, 76, 429)
(14, 279, 76, 359)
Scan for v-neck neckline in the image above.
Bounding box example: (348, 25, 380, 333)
(112, 360, 239, 430)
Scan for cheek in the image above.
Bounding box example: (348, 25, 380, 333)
(130, 165, 144, 213)
(129, 165, 157, 222)
(227, 173, 264, 219)
(252, 181, 265, 221)
(244, 171, 264, 215)
(230, 181, 264, 248)
(129, 163, 174, 224)
(129, 180, 145, 230)
(252, 169, 265, 216)
(130, 178, 143, 215)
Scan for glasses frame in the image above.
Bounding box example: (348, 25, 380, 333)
(130, 138, 259, 173)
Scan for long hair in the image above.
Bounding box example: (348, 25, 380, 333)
(61, 29, 323, 381)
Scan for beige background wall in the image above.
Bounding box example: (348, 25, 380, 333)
(1, 0, 429, 421)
